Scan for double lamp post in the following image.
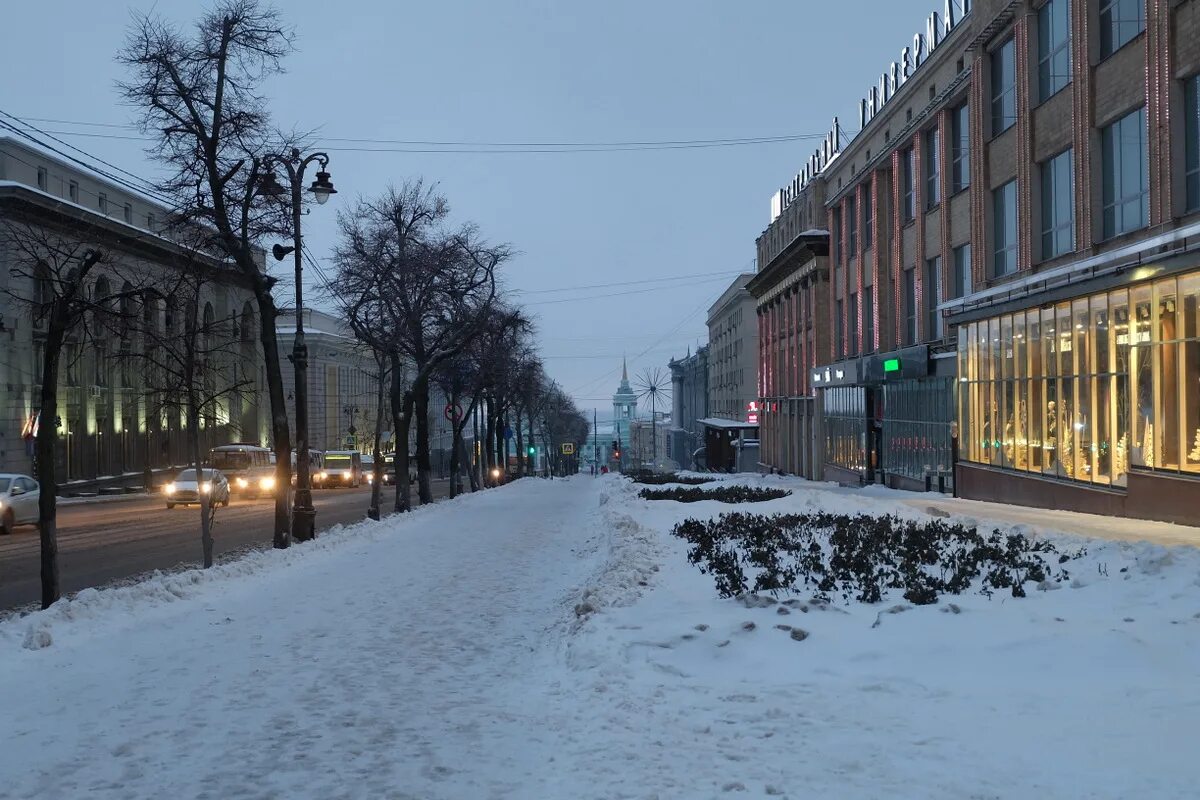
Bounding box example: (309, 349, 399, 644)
(258, 148, 337, 543)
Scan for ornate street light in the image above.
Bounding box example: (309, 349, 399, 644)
(261, 147, 337, 544)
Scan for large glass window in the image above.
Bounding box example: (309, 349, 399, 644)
(836, 299, 844, 359)
(991, 38, 1016, 136)
(831, 207, 841, 263)
(1186, 76, 1200, 212)
(1041, 149, 1075, 260)
(903, 268, 917, 346)
(953, 244, 971, 298)
(993, 180, 1018, 276)
(1101, 107, 1148, 239)
(958, 271, 1200, 486)
(951, 103, 970, 192)
(1038, 0, 1071, 102)
(901, 148, 915, 222)
(823, 386, 867, 474)
(925, 256, 942, 340)
(1099, 0, 1144, 59)
(925, 127, 941, 208)
(849, 293, 859, 356)
(884, 377, 955, 482)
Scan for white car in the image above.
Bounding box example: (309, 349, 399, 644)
(0, 474, 40, 535)
(164, 468, 231, 509)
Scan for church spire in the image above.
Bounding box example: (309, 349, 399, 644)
(622, 355, 628, 382)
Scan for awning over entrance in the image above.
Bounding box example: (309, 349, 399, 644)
(697, 417, 758, 430)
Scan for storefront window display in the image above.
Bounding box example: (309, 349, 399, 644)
(958, 273, 1200, 486)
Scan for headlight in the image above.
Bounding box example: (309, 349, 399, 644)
(260, 477, 276, 490)
(367, 474, 374, 483)
(165, 483, 176, 495)
(343, 470, 352, 479)
(318, 471, 327, 480)
(236, 478, 248, 488)
(490, 468, 501, 478)
(200, 482, 212, 493)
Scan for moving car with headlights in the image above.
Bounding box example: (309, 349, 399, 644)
(0, 474, 40, 535)
(164, 468, 230, 509)
(210, 443, 272, 497)
(362, 453, 376, 484)
(315, 450, 362, 488)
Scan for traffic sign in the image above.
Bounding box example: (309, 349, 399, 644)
(443, 403, 464, 421)
(561, 443, 575, 455)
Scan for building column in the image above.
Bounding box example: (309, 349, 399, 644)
(914, 129, 927, 343)
(968, 58, 989, 286)
(871, 171, 883, 352)
(891, 149, 904, 346)
(1070, 0, 1094, 250)
(1146, 0, 1173, 226)
(1015, 12, 1035, 271)
(855, 182, 865, 353)
(939, 107, 953, 311)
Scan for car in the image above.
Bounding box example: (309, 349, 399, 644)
(0, 474, 40, 535)
(315, 450, 362, 488)
(230, 465, 278, 499)
(164, 468, 230, 509)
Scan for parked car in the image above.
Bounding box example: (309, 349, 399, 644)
(164, 468, 230, 509)
(0, 474, 40, 535)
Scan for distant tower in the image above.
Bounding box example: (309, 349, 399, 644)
(612, 357, 637, 455)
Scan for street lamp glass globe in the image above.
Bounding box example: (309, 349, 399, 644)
(308, 171, 337, 205)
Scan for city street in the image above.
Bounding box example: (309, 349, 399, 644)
(0, 480, 451, 611)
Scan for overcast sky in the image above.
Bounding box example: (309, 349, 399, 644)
(2, 0, 938, 415)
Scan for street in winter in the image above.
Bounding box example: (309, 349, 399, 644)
(2, 475, 1199, 798)
(4, 0, 1200, 797)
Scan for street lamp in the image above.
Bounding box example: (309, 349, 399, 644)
(259, 147, 337, 543)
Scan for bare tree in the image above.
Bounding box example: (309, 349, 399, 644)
(130, 246, 252, 568)
(118, 0, 296, 548)
(332, 181, 511, 509)
(2, 215, 110, 607)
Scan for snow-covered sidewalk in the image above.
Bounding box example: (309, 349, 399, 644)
(1, 473, 1199, 799)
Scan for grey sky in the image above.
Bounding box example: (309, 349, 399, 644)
(2, 0, 937, 415)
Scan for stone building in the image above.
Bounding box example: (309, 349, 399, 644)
(0, 136, 265, 487)
(668, 345, 708, 470)
(707, 274, 758, 421)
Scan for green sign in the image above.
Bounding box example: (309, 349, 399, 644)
(883, 358, 901, 373)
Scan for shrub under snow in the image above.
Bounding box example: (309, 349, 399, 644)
(672, 511, 1085, 605)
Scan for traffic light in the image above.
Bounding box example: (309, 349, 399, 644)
(527, 445, 535, 456)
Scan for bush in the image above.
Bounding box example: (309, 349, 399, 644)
(671, 511, 1082, 605)
(627, 471, 714, 486)
(639, 485, 791, 504)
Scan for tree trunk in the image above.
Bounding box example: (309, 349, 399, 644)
(255, 295, 292, 549)
(389, 355, 412, 513)
(368, 360, 386, 521)
(34, 314, 67, 609)
(528, 412, 536, 477)
(515, 408, 524, 478)
(469, 405, 481, 492)
(483, 404, 496, 486)
(187, 396, 214, 569)
(414, 373, 433, 505)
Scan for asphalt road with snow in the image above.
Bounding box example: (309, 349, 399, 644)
(0, 480, 451, 611)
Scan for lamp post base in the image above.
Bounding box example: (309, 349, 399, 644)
(292, 493, 316, 542)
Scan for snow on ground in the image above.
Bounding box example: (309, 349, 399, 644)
(1, 474, 1199, 799)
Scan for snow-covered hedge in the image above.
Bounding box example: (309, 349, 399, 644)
(627, 471, 714, 486)
(638, 485, 791, 503)
(673, 511, 1085, 605)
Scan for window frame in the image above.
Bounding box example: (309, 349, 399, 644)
(925, 255, 943, 340)
(991, 37, 1017, 137)
(925, 126, 941, 209)
(903, 268, 918, 346)
(1099, 0, 1145, 60)
(1186, 75, 1200, 213)
(1037, 0, 1071, 103)
(901, 147, 915, 223)
(1101, 106, 1148, 240)
(1040, 148, 1075, 260)
(951, 103, 970, 193)
(953, 244, 972, 299)
(993, 180, 1018, 277)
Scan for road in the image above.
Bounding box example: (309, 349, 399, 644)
(0, 480, 451, 612)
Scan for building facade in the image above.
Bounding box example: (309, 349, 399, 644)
(668, 345, 708, 469)
(277, 308, 383, 454)
(707, 274, 759, 421)
(753, 0, 1200, 524)
(948, 0, 1200, 523)
(630, 414, 672, 470)
(0, 136, 265, 487)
